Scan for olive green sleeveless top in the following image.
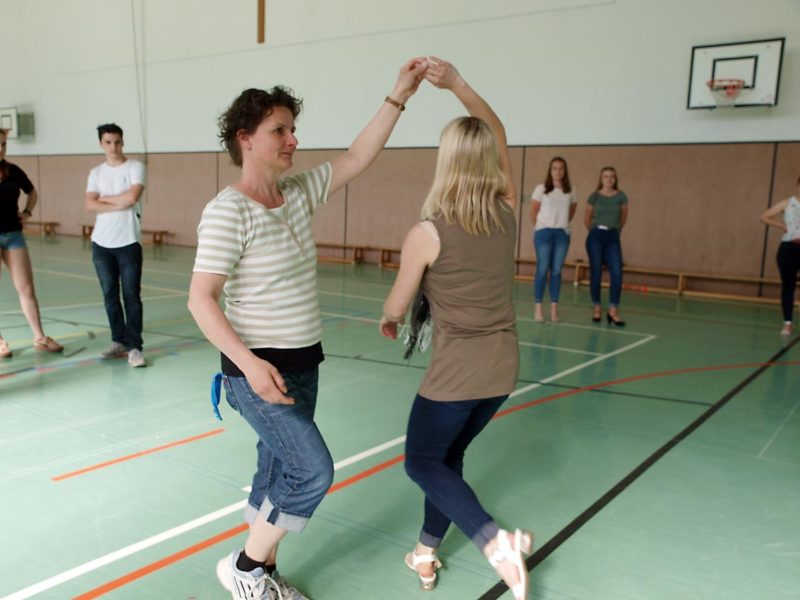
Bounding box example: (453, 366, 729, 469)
(418, 201, 519, 401)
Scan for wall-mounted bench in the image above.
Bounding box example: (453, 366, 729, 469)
(24, 221, 59, 236)
(81, 224, 171, 245)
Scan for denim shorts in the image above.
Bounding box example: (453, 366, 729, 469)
(0, 231, 27, 250)
(222, 367, 334, 532)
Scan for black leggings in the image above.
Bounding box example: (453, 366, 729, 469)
(777, 242, 800, 322)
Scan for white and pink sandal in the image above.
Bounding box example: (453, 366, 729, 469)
(487, 528, 533, 600)
(404, 549, 443, 591)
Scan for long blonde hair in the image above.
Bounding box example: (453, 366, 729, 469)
(420, 116, 508, 235)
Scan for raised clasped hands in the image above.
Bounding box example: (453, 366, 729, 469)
(391, 57, 430, 104)
(423, 56, 463, 90)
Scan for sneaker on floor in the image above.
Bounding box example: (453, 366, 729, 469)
(273, 571, 310, 599)
(216, 550, 278, 599)
(100, 342, 127, 359)
(127, 349, 146, 368)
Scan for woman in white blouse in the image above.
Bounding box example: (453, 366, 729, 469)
(530, 157, 576, 323)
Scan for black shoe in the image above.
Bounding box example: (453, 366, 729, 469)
(606, 313, 626, 327)
(592, 312, 602, 323)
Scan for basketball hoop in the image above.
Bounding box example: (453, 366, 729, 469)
(707, 78, 745, 108)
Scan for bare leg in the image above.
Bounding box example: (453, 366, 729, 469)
(3, 248, 46, 340)
(244, 514, 287, 564)
(533, 303, 544, 323)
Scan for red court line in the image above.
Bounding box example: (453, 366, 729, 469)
(73, 454, 405, 599)
(494, 360, 800, 418)
(72, 523, 250, 600)
(52, 429, 226, 482)
(73, 359, 800, 598)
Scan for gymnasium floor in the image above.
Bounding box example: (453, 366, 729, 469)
(1, 235, 798, 600)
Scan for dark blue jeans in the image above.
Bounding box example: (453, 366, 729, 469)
(533, 228, 570, 303)
(223, 368, 333, 532)
(92, 242, 143, 351)
(404, 394, 507, 551)
(777, 241, 800, 322)
(586, 228, 623, 307)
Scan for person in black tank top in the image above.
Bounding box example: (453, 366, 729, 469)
(0, 129, 63, 358)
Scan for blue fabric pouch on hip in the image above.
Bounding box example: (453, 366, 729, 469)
(210, 372, 224, 420)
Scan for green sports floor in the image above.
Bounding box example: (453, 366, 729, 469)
(1, 235, 798, 600)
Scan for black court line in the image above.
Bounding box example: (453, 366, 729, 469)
(536, 381, 713, 407)
(477, 334, 800, 600)
(327, 353, 710, 407)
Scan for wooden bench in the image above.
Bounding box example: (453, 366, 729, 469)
(141, 229, 171, 245)
(24, 221, 59, 236)
(82, 225, 171, 245)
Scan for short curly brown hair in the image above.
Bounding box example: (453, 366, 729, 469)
(218, 87, 303, 167)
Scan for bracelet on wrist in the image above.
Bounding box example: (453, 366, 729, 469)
(384, 96, 405, 112)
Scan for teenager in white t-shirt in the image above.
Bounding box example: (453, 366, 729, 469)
(529, 156, 577, 323)
(84, 124, 147, 367)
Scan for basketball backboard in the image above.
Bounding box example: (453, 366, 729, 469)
(687, 38, 785, 109)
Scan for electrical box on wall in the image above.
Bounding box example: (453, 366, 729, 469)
(0, 107, 35, 138)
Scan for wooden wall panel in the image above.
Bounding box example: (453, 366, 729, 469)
(521, 144, 774, 279)
(346, 148, 437, 249)
(17, 141, 798, 301)
(144, 153, 218, 246)
(762, 143, 800, 280)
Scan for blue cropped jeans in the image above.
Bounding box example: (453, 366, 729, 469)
(223, 367, 334, 532)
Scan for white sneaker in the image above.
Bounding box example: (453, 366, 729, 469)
(127, 349, 146, 368)
(100, 342, 127, 359)
(217, 551, 279, 599)
(273, 571, 310, 600)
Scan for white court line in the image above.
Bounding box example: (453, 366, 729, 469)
(757, 398, 800, 459)
(31, 268, 186, 295)
(0, 293, 185, 316)
(0, 332, 655, 600)
(518, 340, 602, 356)
(0, 501, 248, 600)
(323, 311, 612, 356)
(516, 315, 654, 337)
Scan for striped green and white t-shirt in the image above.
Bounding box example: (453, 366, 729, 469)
(193, 162, 332, 349)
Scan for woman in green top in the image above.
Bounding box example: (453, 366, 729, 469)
(584, 166, 628, 326)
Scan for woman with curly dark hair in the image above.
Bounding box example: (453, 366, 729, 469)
(188, 58, 428, 600)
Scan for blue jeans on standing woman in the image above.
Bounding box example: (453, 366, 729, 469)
(586, 227, 623, 307)
(92, 242, 144, 350)
(533, 228, 570, 303)
(223, 367, 334, 532)
(404, 394, 507, 551)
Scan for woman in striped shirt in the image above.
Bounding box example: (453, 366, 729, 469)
(188, 58, 428, 600)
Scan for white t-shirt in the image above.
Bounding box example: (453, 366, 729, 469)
(531, 184, 577, 231)
(86, 160, 146, 248)
(782, 196, 800, 242)
(193, 163, 332, 349)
